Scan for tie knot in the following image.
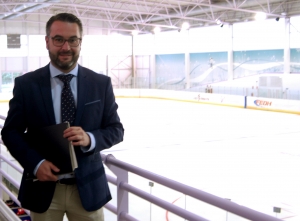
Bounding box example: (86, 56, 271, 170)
(57, 74, 74, 84)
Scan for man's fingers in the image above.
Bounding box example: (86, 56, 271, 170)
(63, 126, 90, 147)
(36, 160, 59, 181)
(49, 162, 60, 173)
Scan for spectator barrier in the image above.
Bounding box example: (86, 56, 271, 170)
(113, 89, 300, 114)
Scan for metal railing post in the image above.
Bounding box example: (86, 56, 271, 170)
(105, 154, 128, 221)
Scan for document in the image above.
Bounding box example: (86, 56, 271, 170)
(38, 122, 78, 175)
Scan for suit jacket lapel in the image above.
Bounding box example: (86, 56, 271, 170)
(39, 64, 56, 125)
(74, 65, 87, 126)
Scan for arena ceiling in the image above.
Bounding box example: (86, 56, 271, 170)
(0, 0, 299, 35)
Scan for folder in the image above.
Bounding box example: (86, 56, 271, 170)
(38, 122, 78, 175)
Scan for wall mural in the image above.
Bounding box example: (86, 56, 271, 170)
(190, 52, 228, 87)
(155, 49, 297, 90)
(291, 48, 300, 73)
(233, 49, 284, 78)
(155, 52, 228, 89)
(155, 54, 185, 89)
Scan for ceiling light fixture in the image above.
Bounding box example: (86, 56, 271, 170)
(215, 19, 222, 25)
(131, 30, 139, 36)
(255, 12, 267, 21)
(181, 22, 190, 30)
(153, 27, 161, 34)
(215, 19, 224, 27)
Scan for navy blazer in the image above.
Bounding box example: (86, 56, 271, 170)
(1, 64, 124, 213)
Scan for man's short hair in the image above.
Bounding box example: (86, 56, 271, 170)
(46, 13, 83, 37)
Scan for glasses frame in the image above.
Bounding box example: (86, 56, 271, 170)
(50, 36, 82, 47)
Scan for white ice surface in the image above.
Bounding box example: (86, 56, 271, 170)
(102, 98, 300, 221)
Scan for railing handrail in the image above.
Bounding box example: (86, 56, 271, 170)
(102, 154, 281, 221)
(0, 154, 23, 174)
(0, 114, 282, 221)
(119, 179, 209, 221)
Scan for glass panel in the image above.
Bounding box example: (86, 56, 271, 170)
(111, 77, 300, 100)
(1, 72, 22, 93)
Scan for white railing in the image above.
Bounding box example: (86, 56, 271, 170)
(0, 114, 282, 221)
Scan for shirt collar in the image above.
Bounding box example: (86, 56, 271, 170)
(49, 63, 78, 78)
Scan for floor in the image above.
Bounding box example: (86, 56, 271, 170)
(1, 98, 300, 221)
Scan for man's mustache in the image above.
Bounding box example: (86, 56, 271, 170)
(59, 52, 73, 56)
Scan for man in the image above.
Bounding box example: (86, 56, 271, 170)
(1, 13, 124, 221)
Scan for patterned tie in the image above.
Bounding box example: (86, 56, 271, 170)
(56, 74, 76, 125)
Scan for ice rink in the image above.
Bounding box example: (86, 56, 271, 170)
(1, 97, 300, 220)
(104, 98, 300, 221)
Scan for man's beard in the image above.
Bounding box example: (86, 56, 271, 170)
(49, 51, 79, 71)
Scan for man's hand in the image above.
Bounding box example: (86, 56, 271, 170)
(36, 160, 59, 181)
(63, 126, 91, 147)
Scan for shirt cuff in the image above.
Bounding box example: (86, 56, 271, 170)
(33, 159, 45, 176)
(80, 132, 96, 152)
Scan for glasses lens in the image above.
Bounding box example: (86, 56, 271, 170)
(68, 38, 80, 47)
(53, 37, 64, 46)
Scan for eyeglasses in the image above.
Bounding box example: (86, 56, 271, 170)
(50, 36, 82, 47)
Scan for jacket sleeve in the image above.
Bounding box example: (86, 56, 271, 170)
(89, 77, 124, 153)
(1, 77, 44, 175)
